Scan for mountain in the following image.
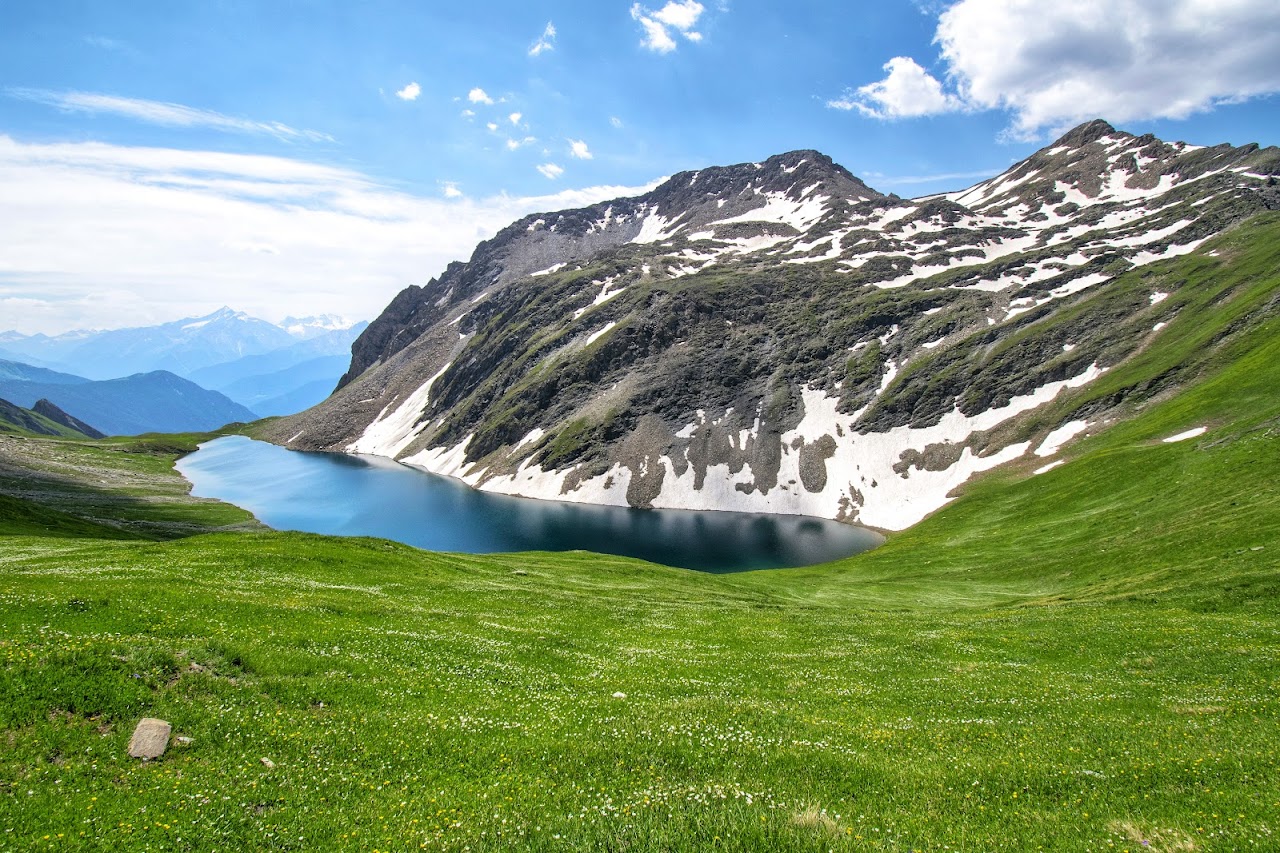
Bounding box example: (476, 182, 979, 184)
(0, 359, 89, 385)
(0, 368, 257, 436)
(0, 396, 94, 438)
(279, 314, 359, 340)
(209, 355, 353, 416)
(47, 307, 296, 380)
(31, 399, 105, 438)
(185, 322, 369, 414)
(264, 120, 1280, 530)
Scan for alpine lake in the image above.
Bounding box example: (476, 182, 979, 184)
(178, 435, 883, 572)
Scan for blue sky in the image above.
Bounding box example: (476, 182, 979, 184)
(2, 0, 1279, 333)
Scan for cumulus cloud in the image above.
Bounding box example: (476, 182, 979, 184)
(537, 162, 565, 179)
(630, 1, 705, 53)
(834, 0, 1280, 138)
(7, 89, 334, 142)
(440, 181, 463, 198)
(509, 112, 523, 126)
(506, 136, 537, 151)
(829, 57, 960, 118)
(938, 0, 1280, 137)
(467, 87, 494, 105)
(395, 81, 421, 101)
(0, 136, 655, 333)
(568, 139, 593, 159)
(529, 21, 556, 57)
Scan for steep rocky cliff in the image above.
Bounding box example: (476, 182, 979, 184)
(264, 120, 1280, 530)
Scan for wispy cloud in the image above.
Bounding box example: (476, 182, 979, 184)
(506, 136, 537, 151)
(0, 136, 656, 333)
(7, 88, 334, 143)
(631, 1, 706, 53)
(865, 167, 1003, 187)
(537, 162, 565, 179)
(529, 21, 557, 57)
(468, 87, 495, 105)
(395, 81, 421, 101)
(568, 139, 593, 160)
(83, 35, 135, 55)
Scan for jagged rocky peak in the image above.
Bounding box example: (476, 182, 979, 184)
(282, 120, 1280, 531)
(951, 118, 1280, 216)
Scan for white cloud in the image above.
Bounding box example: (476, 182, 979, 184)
(652, 0, 703, 30)
(460, 109, 476, 118)
(837, 0, 1280, 138)
(506, 136, 537, 151)
(630, 1, 705, 53)
(509, 112, 523, 126)
(529, 21, 556, 57)
(468, 87, 494, 105)
(486, 122, 499, 132)
(568, 139, 593, 160)
(936, 0, 1280, 138)
(7, 89, 334, 142)
(395, 81, 421, 101)
(440, 181, 463, 198)
(537, 162, 565, 179)
(829, 56, 961, 119)
(0, 135, 656, 333)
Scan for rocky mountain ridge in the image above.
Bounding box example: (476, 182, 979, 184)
(266, 120, 1280, 530)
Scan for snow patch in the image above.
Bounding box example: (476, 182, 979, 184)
(1162, 427, 1206, 443)
(1035, 420, 1089, 457)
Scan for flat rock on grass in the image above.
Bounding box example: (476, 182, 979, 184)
(128, 718, 172, 760)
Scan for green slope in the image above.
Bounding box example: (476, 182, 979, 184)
(0, 217, 1278, 851)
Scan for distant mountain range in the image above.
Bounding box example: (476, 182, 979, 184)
(1, 309, 367, 420)
(0, 359, 257, 436)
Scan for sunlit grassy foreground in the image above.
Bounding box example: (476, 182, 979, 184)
(2, 218, 1279, 850)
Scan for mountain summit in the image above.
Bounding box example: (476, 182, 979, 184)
(267, 121, 1280, 530)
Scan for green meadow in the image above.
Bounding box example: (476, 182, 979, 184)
(2, 217, 1279, 851)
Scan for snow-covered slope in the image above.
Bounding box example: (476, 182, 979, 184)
(265, 120, 1280, 530)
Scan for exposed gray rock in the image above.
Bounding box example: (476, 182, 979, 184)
(127, 718, 171, 760)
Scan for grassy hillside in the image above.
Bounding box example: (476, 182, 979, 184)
(1, 217, 1278, 851)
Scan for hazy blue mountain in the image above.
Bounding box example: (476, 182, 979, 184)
(213, 355, 350, 415)
(0, 359, 89, 385)
(51, 307, 297, 379)
(250, 377, 343, 418)
(187, 322, 367, 390)
(0, 370, 257, 436)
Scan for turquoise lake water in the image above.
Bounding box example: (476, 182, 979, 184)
(177, 435, 882, 572)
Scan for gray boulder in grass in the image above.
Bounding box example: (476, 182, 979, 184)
(128, 718, 172, 759)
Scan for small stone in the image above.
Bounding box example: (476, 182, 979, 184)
(260, 757, 275, 768)
(612, 692, 627, 699)
(175, 736, 194, 745)
(128, 718, 171, 760)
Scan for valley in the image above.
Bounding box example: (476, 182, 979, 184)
(0, 207, 1277, 850)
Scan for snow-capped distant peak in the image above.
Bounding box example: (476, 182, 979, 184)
(280, 314, 357, 339)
